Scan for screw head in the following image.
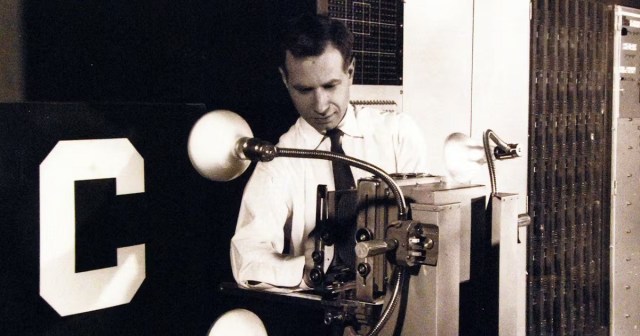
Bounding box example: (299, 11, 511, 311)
(424, 238, 435, 249)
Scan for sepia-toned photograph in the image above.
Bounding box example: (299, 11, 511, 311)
(0, 0, 637, 335)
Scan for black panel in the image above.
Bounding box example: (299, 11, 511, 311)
(0, 103, 210, 335)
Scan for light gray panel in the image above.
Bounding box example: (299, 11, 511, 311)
(612, 117, 640, 332)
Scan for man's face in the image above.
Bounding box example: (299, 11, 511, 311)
(280, 44, 354, 133)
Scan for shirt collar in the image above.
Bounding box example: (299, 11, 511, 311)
(297, 104, 364, 149)
(337, 104, 363, 138)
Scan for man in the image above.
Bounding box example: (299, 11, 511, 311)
(230, 14, 428, 288)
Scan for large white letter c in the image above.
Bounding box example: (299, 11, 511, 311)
(39, 139, 146, 316)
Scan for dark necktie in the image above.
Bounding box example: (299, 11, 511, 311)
(326, 128, 355, 190)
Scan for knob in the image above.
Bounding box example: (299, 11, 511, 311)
(309, 268, 323, 285)
(312, 251, 324, 263)
(357, 262, 371, 277)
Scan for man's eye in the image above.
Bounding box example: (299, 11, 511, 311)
(323, 84, 337, 90)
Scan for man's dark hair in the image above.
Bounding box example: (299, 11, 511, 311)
(280, 14, 354, 76)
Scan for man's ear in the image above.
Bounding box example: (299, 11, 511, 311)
(347, 58, 355, 81)
(278, 67, 289, 88)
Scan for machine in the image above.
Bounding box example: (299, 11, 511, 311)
(189, 110, 528, 336)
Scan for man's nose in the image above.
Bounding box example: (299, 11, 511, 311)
(313, 90, 330, 115)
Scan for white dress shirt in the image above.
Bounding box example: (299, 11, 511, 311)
(230, 105, 428, 288)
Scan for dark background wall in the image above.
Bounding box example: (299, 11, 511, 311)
(3, 0, 336, 335)
(21, 0, 321, 144)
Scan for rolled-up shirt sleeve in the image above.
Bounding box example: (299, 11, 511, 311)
(230, 161, 306, 288)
